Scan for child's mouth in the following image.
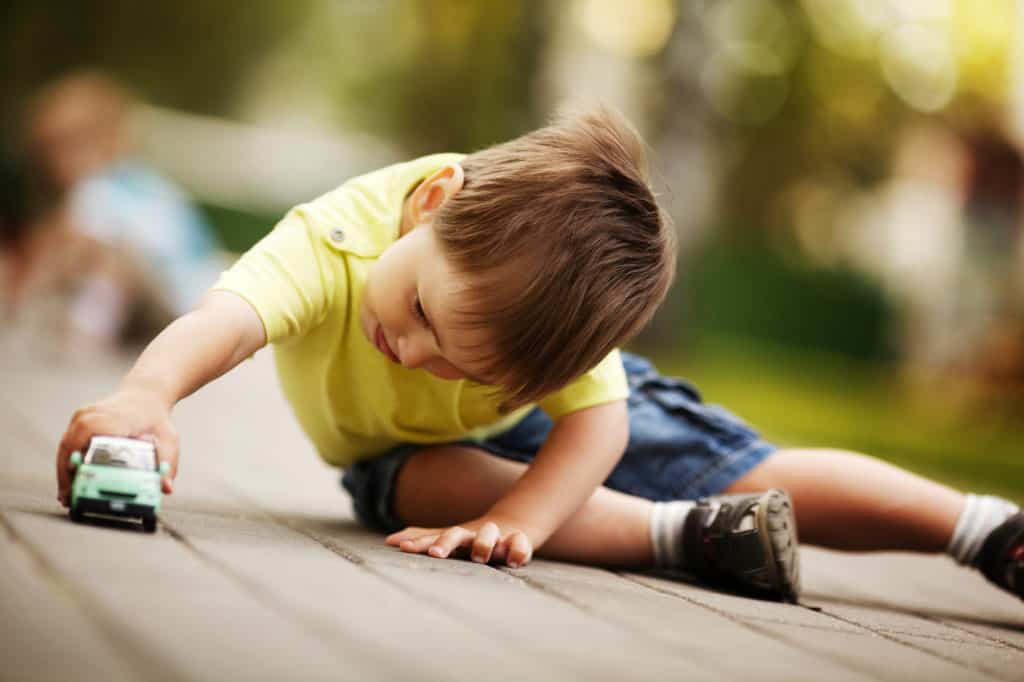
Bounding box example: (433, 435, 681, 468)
(375, 324, 400, 363)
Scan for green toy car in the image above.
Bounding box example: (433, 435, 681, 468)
(68, 436, 168, 533)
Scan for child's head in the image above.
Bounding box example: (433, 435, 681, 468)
(363, 107, 676, 410)
(25, 70, 132, 196)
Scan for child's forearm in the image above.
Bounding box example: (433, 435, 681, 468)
(119, 290, 267, 408)
(488, 400, 629, 545)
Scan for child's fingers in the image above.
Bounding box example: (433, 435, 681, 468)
(386, 527, 432, 545)
(55, 411, 100, 505)
(471, 522, 500, 563)
(504, 531, 533, 568)
(428, 526, 474, 559)
(137, 429, 179, 494)
(398, 535, 439, 553)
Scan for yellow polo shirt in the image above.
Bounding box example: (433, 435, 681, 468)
(212, 154, 628, 468)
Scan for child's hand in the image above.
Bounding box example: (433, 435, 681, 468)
(56, 388, 179, 507)
(385, 516, 535, 568)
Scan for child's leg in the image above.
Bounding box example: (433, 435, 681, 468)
(391, 443, 802, 600)
(727, 446, 1023, 561)
(725, 447, 1024, 600)
(392, 444, 655, 567)
(723, 448, 965, 552)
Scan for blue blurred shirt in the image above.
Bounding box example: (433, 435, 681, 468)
(69, 160, 224, 314)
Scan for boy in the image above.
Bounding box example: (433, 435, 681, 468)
(56, 109, 1022, 603)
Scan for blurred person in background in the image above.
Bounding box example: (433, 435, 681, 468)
(848, 120, 1024, 398)
(957, 124, 1024, 393)
(4, 69, 224, 349)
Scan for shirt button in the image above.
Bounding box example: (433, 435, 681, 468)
(330, 228, 346, 243)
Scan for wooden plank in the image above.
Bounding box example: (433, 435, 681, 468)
(158, 505, 559, 682)
(0, 477, 376, 682)
(0, 515, 142, 682)
(291, 517, 720, 680)
(815, 600, 1022, 682)
(485, 558, 875, 682)
(939, 620, 1024, 651)
(626, 570, 1003, 682)
(800, 547, 1024, 624)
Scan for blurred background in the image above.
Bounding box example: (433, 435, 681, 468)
(1, 0, 1021, 498)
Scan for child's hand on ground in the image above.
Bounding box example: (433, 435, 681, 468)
(56, 387, 179, 506)
(385, 516, 535, 568)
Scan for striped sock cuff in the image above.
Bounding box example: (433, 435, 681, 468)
(947, 493, 1020, 566)
(650, 501, 695, 568)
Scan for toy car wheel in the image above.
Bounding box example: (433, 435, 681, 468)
(69, 504, 83, 523)
(142, 514, 157, 534)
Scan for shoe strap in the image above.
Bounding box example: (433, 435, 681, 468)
(684, 503, 768, 577)
(683, 505, 712, 577)
(707, 530, 767, 574)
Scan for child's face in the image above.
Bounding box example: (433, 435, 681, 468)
(361, 212, 492, 383)
(29, 85, 125, 193)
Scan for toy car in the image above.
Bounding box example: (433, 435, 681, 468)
(68, 436, 168, 533)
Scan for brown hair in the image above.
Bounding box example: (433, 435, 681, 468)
(436, 106, 677, 412)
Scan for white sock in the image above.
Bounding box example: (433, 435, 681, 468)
(650, 501, 696, 568)
(947, 493, 1019, 566)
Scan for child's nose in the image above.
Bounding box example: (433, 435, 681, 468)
(397, 336, 429, 369)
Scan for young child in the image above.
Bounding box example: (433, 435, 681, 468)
(14, 71, 224, 348)
(56, 109, 1022, 603)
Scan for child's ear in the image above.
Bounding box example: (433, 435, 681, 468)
(411, 164, 465, 222)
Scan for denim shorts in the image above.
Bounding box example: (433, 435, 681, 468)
(342, 352, 776, 533)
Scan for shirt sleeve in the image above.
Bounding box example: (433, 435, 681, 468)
(537, 349, 629, 421)
(210, 208, 341, 343)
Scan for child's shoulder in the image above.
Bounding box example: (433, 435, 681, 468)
(320, 152, 466, 208)
(291, 152, 466, 259)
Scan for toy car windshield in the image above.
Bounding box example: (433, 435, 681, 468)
(85, 443, 156, 471)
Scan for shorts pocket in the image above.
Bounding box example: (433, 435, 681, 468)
(639, 376, 743, 434)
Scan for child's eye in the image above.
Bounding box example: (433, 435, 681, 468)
(413, 296, 427, 324)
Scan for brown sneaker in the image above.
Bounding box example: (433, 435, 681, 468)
(682, 489, 801, 602)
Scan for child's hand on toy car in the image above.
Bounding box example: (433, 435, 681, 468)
(57, 387, 179, 506)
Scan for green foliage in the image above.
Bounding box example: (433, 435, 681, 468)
(684, 237, 895, 361)
(199, 202, 276, 254)
(0, 1, 309, 133)
(322, 1, 545, 154)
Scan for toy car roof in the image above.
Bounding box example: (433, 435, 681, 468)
(85, 436, 157, 471)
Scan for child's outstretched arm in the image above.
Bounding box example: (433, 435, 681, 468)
(386, 399, 629, 567)
(55, 290, 266, 506)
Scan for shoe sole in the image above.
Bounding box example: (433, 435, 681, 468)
(755, 489, 802, 602)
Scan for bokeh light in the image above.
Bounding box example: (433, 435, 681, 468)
(699, 0, 800, 125)
(880, 23, 957, 112)
(574, 0, 676, 59)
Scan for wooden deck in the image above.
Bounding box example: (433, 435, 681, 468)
(1, 330, 1022, 682)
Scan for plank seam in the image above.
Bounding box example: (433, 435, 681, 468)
(620, 572, 955, 682)
(211, 484, 592, 675)
(813, 607, 1013, 682)
(157, 513, 396, 675)
(933, 617, 1024, 654)
(495, 567, 605, 615)
(0, 509, 190, 682)
(804, 594, 1024, 652)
